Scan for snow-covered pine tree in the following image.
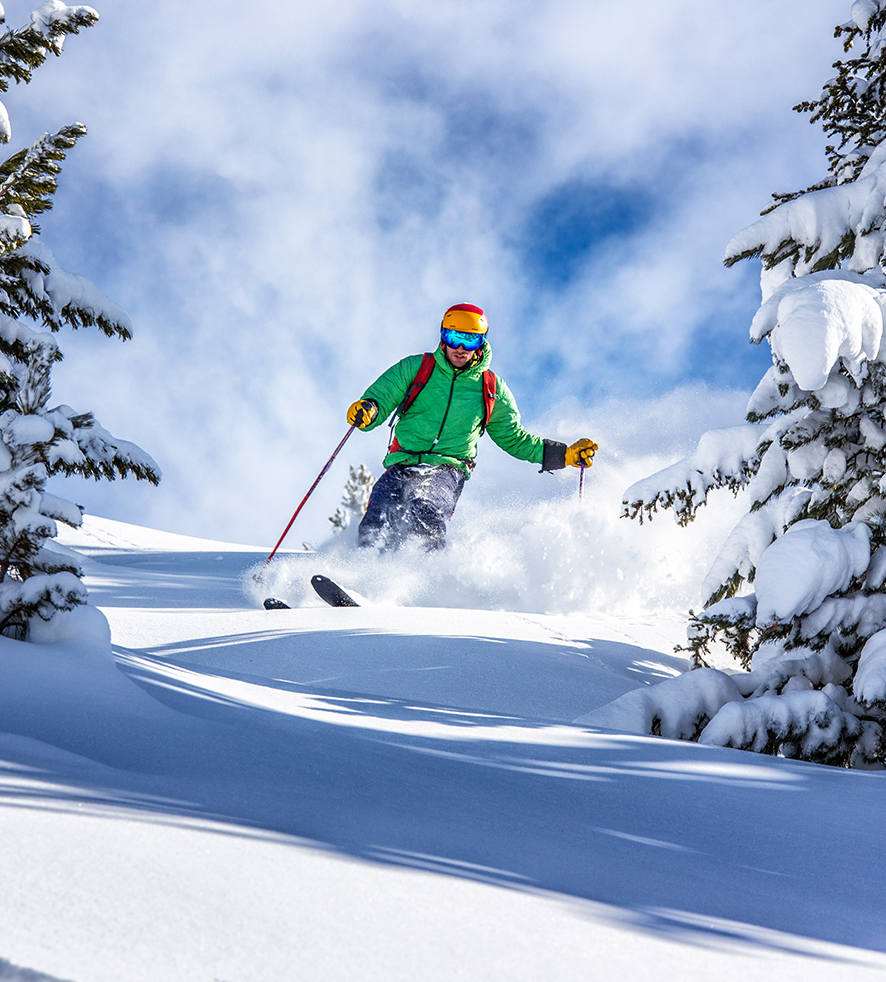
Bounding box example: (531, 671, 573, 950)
(0, 3, 159, 639)
(616, 0, 886, 767)
(329, 464, 374, 532)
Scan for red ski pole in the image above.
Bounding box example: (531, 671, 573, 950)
(261, 425, 356, 569)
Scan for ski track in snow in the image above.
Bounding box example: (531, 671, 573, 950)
(0, 516, 883, 981)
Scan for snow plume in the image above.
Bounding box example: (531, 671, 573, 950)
(247, 387, 752, 652)
(249, 491, 734, 653)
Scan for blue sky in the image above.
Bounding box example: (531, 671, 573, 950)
(0, 0, 850, 544)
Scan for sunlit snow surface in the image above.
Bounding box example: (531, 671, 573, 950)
(0, 515, 883, 981)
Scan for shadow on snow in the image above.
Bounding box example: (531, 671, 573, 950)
(0, 647, 884, 963)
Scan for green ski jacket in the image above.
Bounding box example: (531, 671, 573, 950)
(360, 341, 546, 478)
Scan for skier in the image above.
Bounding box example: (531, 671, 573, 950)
(346, 303, 598, 550)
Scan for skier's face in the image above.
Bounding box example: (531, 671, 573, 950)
(442, 343, 474, 369)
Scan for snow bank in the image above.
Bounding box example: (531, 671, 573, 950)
(573, 668, 743, 739)
(753, 519, 871, 626)
(28, 602, 111, 650)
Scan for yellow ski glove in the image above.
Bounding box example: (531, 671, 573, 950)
(565, 438, 598, 468)
(347, 399, 379, 429)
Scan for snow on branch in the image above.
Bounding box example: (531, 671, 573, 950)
(30, 1, 98, 54)
(574, 668, 744, 739)
(749, 272, 884, 390)
(745, 640, 853, 695)
(0, 309, 59, 363)
(753, 519, 871, 627)
(37, 489, 81, 527)
(850, 1, 883, 32)
(0, 124, 86, 221)
(622, 424, 763, 526)
(855, 629, 886, 708)
(697, 491, 811, 606)
(698, 690, 875, 766)
(17, 237, 133, 339)
(0, 3, 97, 144)
(726, 143, 886, 275)
(0, 569, 86, 630)
(47, 406, 160, 484)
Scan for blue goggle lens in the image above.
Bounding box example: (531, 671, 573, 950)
(441, 327, 486, 351)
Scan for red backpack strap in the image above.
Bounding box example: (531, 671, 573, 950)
(401, 352, 436, 415)
(389, 352, 436, 453)
(481, 370, 497, 430)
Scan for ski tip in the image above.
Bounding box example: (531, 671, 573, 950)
(263, 597, 291, 610)
(311, 574, 360, 607)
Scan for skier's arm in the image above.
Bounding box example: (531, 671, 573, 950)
(348, 355, 425, 432)
(487, 379, 597, 471)
(484, 378, 547, 464)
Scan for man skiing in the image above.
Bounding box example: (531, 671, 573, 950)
(346, 303, 597, 550)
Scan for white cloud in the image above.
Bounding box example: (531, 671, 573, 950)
(2, 0, 848, 548)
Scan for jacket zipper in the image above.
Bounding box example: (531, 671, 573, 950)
(429, 372, 458, 450)
(410, 369, 459, 464)
(395, 365, 472, 464)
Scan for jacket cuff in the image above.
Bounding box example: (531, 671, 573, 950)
(540, 439, 567, 473)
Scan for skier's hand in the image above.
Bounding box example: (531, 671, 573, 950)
(565, 438, 598, 468)
(347, 399, 379, 429)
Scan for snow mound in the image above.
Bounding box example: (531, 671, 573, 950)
(573, 668, 743, 739)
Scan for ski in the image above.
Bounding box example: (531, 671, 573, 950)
(311, 574, 360, 607)
(263, 597, 291, 610)
(263, 577, 361, 610)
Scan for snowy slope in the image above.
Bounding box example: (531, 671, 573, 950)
(0, 516, 884, 981)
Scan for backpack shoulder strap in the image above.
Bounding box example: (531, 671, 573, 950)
(388, 352, 436, 453)
(401, 352, 436, 416)
(481, 370, 497, 431)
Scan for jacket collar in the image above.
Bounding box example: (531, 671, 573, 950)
(433, 339, 492, 377)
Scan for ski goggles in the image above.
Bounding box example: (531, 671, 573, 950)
(441, 327, 486, 351)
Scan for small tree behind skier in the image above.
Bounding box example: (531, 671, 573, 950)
(346, 303, 597, 550)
